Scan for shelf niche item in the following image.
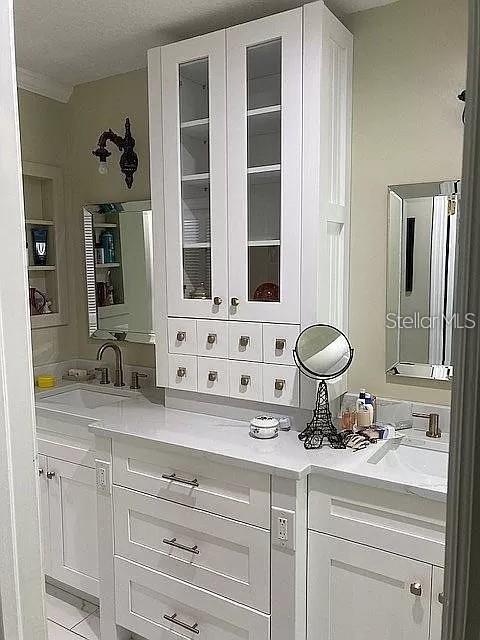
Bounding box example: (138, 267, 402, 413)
(294, 324, 354, 449)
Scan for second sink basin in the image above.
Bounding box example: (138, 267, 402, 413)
(42, 388, 130, 410)
(366, 439, 448, 481)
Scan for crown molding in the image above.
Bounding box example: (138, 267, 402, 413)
(16, 67, 73, 103)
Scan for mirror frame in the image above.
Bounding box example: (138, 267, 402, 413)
(83, 200, 155, 344)
(293, 323, 354, 380)
(385, 180, 460, 382)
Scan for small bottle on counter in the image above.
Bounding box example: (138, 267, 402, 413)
(356, 405, 372, 428)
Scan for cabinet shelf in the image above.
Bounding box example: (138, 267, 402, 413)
(247, 239, 280, 247)
(96, 262, 121, 269)
(247, 165, 281, 185)
(181, 173, 210, 189)
(181, 118, 209, 140)
(247, 106, 281, 137)
(93, 222, 118, 229)
(183, 242, 211, 249)
(26, 218, 55, 226)
(28, 265, 56, 272)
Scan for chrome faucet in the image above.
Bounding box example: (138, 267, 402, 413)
(96, 342, 125, 387)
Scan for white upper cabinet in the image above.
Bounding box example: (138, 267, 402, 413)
(226, 10, 302, 323)
(162, 31, 228, 319)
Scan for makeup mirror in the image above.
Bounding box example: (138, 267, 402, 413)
(294, 324, 354, 450)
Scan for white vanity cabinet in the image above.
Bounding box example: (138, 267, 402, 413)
(36, 412, 100, 597)
(149, 0, 353, 406)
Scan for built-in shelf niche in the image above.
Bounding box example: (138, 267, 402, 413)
(23, 162, 67, 329)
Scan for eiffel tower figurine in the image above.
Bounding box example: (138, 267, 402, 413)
(298, 379, 345, 449)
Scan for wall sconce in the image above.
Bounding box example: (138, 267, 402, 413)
(92, 118, 138, 188)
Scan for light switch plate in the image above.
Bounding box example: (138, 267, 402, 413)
(95, 461, 111, 495)
(271, 507, 296, 551)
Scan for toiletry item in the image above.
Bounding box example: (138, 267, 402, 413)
(364, 395, 375, 425)
(249, 415, 279, 439)
(95, 244, 105, 264)
(278, 416, 292, 431)
(31, 228, 48, 265)
(36, 374, 56, 389)
(101, 230, 115, 263)
(341, 406, 357, 430)
(105, 271, 114, 305)
(356, 388, 366, 412)
(356, 404, 372, 428)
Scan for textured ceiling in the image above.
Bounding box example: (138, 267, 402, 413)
(14, 0, 398, 87)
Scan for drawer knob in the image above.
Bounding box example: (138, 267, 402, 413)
(213, 296, 222, 306)
(410, 582, 422, 597)
(161, 472, 199, 488)
(275, 378, 285, 391)
(207, 333, 217, 344)
(231, 297, 240, 307)
(46, 471, 56, 479)
(163, 537, 200, 555)
(438, 592, 446, 605)
(241, 374, 251, 386)
(239, 335, 250, 348)
(163, 613, 199, 635)
(38, 468, 44, 476)
(176, 331, 186, 342)
(208, 370, 218, 382)
(275, 338, 286, 351)
(177, 367, 187, 378)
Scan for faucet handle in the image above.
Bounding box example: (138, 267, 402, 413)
(130, 371, 148, 390)
(95, 366, 110, 385)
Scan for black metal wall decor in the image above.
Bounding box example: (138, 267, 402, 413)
(92, 118, 138, 188)
(458, 90, 466, 124)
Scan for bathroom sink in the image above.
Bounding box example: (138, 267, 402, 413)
(366, 439, 448, 481)
(41, 388, 130, 410)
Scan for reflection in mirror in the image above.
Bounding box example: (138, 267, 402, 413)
(386, 181, 459, 380)
(83, 201, 154, 344)
(295, 324, 353, 379)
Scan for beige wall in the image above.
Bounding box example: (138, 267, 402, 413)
(344, 0, 466, 405)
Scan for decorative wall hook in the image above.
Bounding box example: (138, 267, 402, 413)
(92, 117, 138, 188)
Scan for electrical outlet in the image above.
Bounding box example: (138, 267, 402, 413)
(271, 507, 295, 550)
(96, 461, 111, 494)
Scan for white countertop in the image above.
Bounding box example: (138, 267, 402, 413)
(35, 383, 448, 502)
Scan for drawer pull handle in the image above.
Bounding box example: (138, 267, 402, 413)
(231, 297, 240, 307)
(207, 333, 217, 344)
(46, 471, 56, 479)
(438, 592, 446, 605)
(163, 537, 200, 555)
(38, 468, 44, 476)
(177, 367, 187, 378)
(410, 582, 422, 597)
(161, 472, 199, 488)
(275, 338, 286, 350)
(239, 335, 250, 347)
(208, 370, 218, 382)
(275, 378, 285, 391)
(163, 613, 199, 635)
(176, 331, 186, 342)
(213, 296, 222, 306)
(241, 374, 251, 386)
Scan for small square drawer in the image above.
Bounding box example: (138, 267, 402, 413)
(262, 364, 299, 407)
(263, 324, 300, 366)
(228, 321, 263, 361)
(196, 320, 229, 358)
(197, 357, 229, 396)
(229, 360, 262, 401)
(168, 354, 197, 391)
(168, 318, 197, 355)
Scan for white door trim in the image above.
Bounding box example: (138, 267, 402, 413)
(0, 1, 47, 638)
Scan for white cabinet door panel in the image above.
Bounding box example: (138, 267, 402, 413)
(37, 454, 50, 575)
(115, 557, 270, 640)
(48, 458, 99, 596)
(307, 531, 431, 640)
(114, 486, 270, 612)
(227, 10, 302, 323)
(430, 566, 445, 640)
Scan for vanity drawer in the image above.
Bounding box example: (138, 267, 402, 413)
(262, 364, 299, 407)
(168, 317, 197, 355)
(196, 320, 229, 358)
(168, 354, 198, 391)
(262, 324, 299, 366)
(197, 357, 229, 396)
(308, 475, 446, 566)
(114, 486, 270, 612)
(228, 321, 263, 361)
(113, 439, 270, 527)
(115, 557, 270, 640)
(228, 360, 263, 401)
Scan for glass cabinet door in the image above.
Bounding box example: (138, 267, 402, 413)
(227, 10, 302, 323)
(162, 32, 228, 319)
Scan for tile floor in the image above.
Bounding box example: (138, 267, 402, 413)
(46, 583, 100, 640)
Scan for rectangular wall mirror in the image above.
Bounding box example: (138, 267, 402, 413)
(83, 200, 154, 344)
(386, 181, 460, 380)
